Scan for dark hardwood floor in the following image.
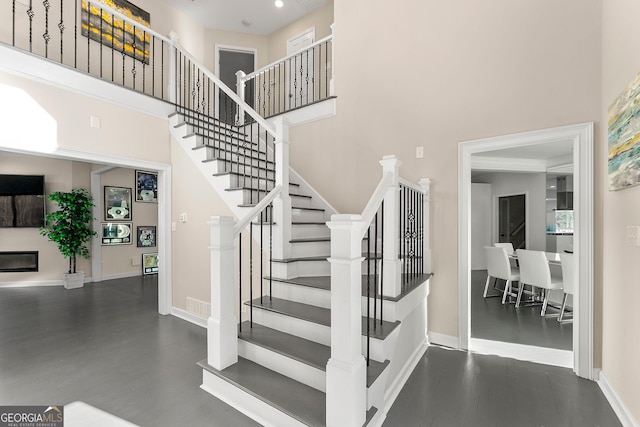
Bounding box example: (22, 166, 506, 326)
(471, 269, 573, 350)
(0, 276, 619, 426)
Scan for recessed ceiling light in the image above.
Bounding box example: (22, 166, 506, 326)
(275, 0, 284, 7)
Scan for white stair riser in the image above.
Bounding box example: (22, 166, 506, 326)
(289, 240, 330, 257)
(201, 370, 307, 427)
(291, 224, 330, 239)
(291, 208, 326, 223)
(251, 308, 330, 346)
(366, 367, 389, 412)
(271, 281, 331, 309)
(290, 195, 312, 208)
(272, 260, 330, 279)
(238, 340, 326, 392)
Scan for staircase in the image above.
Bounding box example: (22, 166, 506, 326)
(168, 107, 430, 426)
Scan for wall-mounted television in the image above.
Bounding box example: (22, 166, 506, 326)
(0, 175, 45, 228)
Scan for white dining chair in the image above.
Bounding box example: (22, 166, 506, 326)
(558, 253, 574, 322)
(494, 242, 515, 256)
(484, 246, 520, 304)
(515, 249, 564, 316)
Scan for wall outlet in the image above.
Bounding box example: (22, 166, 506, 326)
(179, 213, 187, 223)
(627, 226, 640, 247)
(416, 146, 424, 159)
(90, 116, 101, 128)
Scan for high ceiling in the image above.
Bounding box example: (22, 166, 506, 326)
(161, 0, 329, 35)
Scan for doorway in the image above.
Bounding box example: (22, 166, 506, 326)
(459, 123, 594, 379)
(216, 46, 256, 125)
(498, 194, 526, 250)
(286, 28, 315, 108)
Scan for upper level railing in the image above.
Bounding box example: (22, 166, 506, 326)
(236, 32, 333, 121)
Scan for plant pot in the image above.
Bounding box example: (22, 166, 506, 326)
(63, 271, 85, 289)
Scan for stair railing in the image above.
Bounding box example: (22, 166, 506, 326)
(326, 155, 430, 427)
(207, 186, 281, 371)
(236, 29, 334, 121)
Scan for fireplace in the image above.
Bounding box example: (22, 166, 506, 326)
(0, 251, 38, 272)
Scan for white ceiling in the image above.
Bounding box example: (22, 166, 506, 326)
(161, 0, 329, 35)
(473, 139, 574, 161)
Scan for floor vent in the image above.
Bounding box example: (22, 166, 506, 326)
(186, 297, 211, 318)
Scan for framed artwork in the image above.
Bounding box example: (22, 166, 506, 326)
(135, 170, 157, 203)
(142, 252, 158, 275)
(137, 225, 156, 247)
(80, 0, 151, 64)
(101, 222, 132, 245)
(608, 72, 640, 191)
(105, 186, 132, 221)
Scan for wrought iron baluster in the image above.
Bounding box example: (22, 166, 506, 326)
(58, 0, 64, 62)
(43, 0, 50, 57)
(26, 0, 33, 52)
(250, 222, 253, 327)
(381, 200, 385, 325)
(366, 226, 371, 366)
(374, 211, 378, 331)
(269, 203, 273, 300)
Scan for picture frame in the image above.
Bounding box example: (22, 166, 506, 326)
(104, 186, 132, 221)
(101, 222, 133, 245)
(135, 170, 158, 203)
(137, 225, 156, 247)
(142, 252, 159, 275)
(80, 0, 151, 64)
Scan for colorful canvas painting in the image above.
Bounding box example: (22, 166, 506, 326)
(608, 72, 640, 190)
(81, 0, 151, 64)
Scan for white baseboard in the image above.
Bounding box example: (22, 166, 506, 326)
(0, 280, 64, 288)
(101, 271, 143, 281)
(597, 370, 640, 427)
(428, 331, 459, 349)
(469, 337, 573, 369)
(171, 307, 207, 328)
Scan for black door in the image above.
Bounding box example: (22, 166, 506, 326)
(498, 194, 526, 250)
(219, 50, 255, 125)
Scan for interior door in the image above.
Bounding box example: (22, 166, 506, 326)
(498, 194, 526, 250)
(218, 49, 255, 125)
(286, 29, 315, 108)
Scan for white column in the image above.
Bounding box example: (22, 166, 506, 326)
(168, 31, 179, 104)
(272, 117, 291, 260)
(326, 214, 367, 427)
(380, 156, 403, 297)
(235, 70, 246, 126)
(420, 178, 432, 274)
(207, 216, 238, 370)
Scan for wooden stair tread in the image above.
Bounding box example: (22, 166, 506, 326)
(198, 357, 326, 427)
(238, 321, 389, 387)
(246, 297, 401, 340)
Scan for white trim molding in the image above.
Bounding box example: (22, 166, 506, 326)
(428, 332, 460, 349)
(171, 307, 207, 329)
(0, 280, 63, 288)
(459, 122, 594, 379)
(597, 370, 640, 427)
(469, 338, 573, 369)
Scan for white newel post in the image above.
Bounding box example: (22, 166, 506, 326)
(272, 117, 292, 260)
(419, 178, 432, 274)
(168, 31, 179, 104)
(235, 70, 246, 126)
(207, 216, 238, 370)
(326, 215, 367, 427)
(380, 156, 403, 297)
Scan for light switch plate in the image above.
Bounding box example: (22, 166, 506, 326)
(626, 225, 640, 246)
(416, 146, 424, 159)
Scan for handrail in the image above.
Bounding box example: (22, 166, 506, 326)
(241, 34, 333, 82)
(233, 185, 282, 237)
(85, 0, 276, 137)
(172, 41, 276, 136)
(360, 172, 393, 237)
(399, 177, 426, 194)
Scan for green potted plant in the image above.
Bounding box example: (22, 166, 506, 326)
(40, 188, 97, 289)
